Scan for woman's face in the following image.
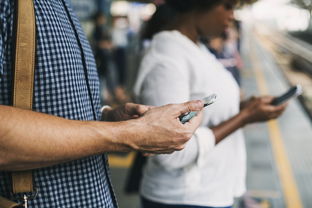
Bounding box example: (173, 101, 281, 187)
(195, 2, 234, 37)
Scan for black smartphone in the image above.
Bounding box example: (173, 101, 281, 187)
(179, 94, 217, 124)
(271, 85, 302, 106)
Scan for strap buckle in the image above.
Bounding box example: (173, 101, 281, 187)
(10, 188, 38, 207)
(22, 195, 28, 208)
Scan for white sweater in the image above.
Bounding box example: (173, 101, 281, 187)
(134, 31, 246, 207)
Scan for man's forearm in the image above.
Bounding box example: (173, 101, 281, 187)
(0, 105, 131, 171)
(0, 100, 205, 170)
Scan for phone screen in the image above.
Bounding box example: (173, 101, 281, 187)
(203, 94, 217, 107)
(179, 94, 217, 124)
(271, 85, 302, 106)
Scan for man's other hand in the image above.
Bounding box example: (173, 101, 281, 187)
(101, 103, 152, 122)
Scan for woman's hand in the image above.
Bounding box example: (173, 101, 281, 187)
(240, 96, 287, 125)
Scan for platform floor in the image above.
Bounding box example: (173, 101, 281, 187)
(109, 23, 312, 208)
(240, 24, 312, 208)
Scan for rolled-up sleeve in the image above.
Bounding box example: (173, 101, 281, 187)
(194, 127, 216, 167)
(153, 126, 216, 169)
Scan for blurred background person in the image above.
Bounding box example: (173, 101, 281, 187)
(93, 12, 130, 105)
(204, 24, 243, 87)
(93, 12, 118, 105)
(134, 1, 287, 208)
(112, 17, 131, 103)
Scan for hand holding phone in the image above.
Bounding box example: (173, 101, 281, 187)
(271, 85, 302, 106)
(179, 94, 217, 124)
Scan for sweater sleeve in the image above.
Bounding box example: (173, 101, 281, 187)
(137, 57, 216, 170)
(152, 127, 216, 169)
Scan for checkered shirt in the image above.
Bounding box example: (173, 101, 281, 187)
(0, 0, 117, 207)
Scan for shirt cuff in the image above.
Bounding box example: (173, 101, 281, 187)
(194, 127, 216, 167)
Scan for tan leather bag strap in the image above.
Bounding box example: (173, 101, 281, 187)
(12, 0, 36, 193)
(13, 0, 36, 109)
(11, 0, 36, 195)
(0, 0, 35, 206)
(0, 0, 36, 207)
(12, 0, 36, 195)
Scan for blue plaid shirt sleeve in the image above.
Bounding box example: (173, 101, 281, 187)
(0, 31, 3, 77)
(0, 0, 117, 207)
(0, 6, 3, 77)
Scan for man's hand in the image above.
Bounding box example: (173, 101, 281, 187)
(121, 100, 204, 154)
(101, 103, 152, 122)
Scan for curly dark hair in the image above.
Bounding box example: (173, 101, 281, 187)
(140, 4, 176, 40)
(164, 0, 251, 13)
(165, 0, 220, 12)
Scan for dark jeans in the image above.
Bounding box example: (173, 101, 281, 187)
(141, 197, 232, 208)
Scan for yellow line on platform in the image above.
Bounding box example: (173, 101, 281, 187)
(250, 39, 303, 208)
(108, 152, 135, 168)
